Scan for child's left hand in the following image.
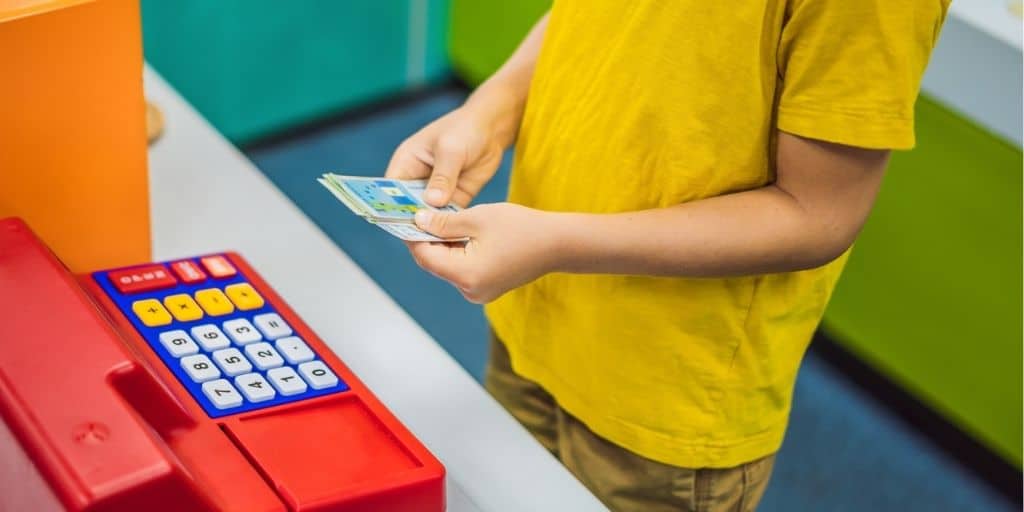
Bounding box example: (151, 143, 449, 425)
(409, 203, 560, 304)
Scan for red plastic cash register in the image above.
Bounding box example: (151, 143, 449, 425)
(0, 217, 445, 511)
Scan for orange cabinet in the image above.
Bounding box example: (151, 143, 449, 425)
(0, 0, 149, 272)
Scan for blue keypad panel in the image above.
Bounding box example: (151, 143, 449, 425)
(93, 254, 349, 418)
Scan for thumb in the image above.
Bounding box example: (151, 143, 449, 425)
(415, 209, 475, 239)
(425, 138, 466, 207)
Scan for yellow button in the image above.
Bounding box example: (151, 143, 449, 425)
(132, 299, 172, 327)
(225, 283, 265, 311)
(163, 293, 204, 322)
(194, 288, 235, 316)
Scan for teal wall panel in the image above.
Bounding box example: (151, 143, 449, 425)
(423, 0, 450, 83)
(141, 1, 450, 143)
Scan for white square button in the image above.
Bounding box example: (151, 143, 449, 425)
(253, 313, 293, 340)
(202, 379, 243, 409)
(181, 354, 221, 382)
(212, 348, 253, 376)
(275, 336, 315, 364)
(223, 318, 262, 345)
(244, 342, 284, 370)
(190, 324, 230, 351)
(298, 361, 339, 390)
(234, 373, 276, 402)
(158, 330, 199, 357)
(267, 367, 307, 396)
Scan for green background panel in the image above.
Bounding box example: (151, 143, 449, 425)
(448, 1, 1023, 466)
(823, 95, 1023, 467)
(141, 1, 450, 143)
(448, 0, 549, 86)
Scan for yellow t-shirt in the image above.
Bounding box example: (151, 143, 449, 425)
(485, 0, 949, 468)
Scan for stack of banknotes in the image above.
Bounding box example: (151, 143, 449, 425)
(318, 173, 468, 242)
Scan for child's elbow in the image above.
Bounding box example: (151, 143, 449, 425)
(800, 222, 861, 269)
(798, 218, 864, 270)
(808, 240, 852, 269)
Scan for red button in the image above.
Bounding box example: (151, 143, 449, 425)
(200, 255, 237, 278)
(109, 264, 177, 294)
(170, 260, 207, 283)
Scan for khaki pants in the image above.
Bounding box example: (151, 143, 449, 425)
(485, 334, 775, 512)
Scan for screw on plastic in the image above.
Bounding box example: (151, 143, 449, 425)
(72, 422, 110, 445)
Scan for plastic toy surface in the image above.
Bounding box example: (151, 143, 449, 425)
(0, 217, 445, 511)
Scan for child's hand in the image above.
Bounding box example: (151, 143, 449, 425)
(385, 107, 507, 208)
(408, 203, 561, 303)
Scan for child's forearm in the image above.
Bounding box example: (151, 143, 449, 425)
(548, 183, 877, 278)
(546, 132, 888, 278)
(464, 13, 549, 148)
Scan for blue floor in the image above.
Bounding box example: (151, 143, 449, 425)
(247, 90, 1013, 512)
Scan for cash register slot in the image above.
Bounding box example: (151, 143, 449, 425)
(224, 394, 423, 510)
(218, 422, 296, 512)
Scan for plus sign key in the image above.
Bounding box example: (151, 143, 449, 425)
(131, 299, 172, 327)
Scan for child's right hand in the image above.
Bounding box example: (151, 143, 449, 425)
(385, 106, 507, 208)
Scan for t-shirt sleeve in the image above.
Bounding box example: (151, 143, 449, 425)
(776, 0, 951, 150)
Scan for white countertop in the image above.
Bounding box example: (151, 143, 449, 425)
(143, 65, 607, 512)
(923, 1, 1022, 145)
(950, 0, 1021, 51)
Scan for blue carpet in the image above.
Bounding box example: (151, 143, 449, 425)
(247, 90, 1013, 512)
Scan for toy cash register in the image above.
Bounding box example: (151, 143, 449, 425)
(0, 218, 445, 511)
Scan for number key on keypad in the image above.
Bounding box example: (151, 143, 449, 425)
(158, 330, 200, 357)
(191, 324, 230, 351)
(298, 361, 338, 390)
(181, 354, 221, 382)
(244, 342, 284, 370)
(202, 379, 243, 409)
(253, 313, 292, 340)
(212, 348, 253, 376)
(235, 373, 276, 402)
(223, 318, 262, 345)
(267, 366, 307, 395)
(275, 336, 314, 364)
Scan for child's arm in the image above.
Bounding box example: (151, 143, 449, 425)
(409, 131, 888, 303)
(385, 13, 549, 207)
(551, 132, 889, 277)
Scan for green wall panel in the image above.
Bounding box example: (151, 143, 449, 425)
(823, 95, 1023, 467)
(141, 0, 450, 143)
(448, 0, 549, 86)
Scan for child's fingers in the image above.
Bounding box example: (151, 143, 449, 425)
(385, 145, 431, 180)
(409, 242, 461, 283)
(424, 138, 467, 206)
(414, 209, 476, 239)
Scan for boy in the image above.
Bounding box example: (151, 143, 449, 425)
(386, 1, 950, 510)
